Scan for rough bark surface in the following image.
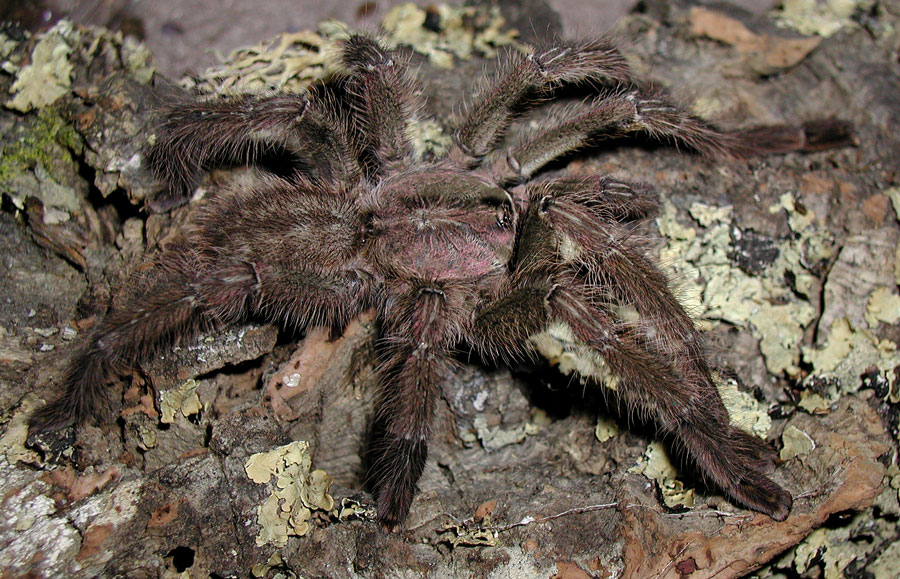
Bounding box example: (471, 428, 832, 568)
(1, 1, 899, 577)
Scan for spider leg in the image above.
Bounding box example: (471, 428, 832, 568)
(472, 180, 791, 520)
(341, 35, 421, 172)
(501, 87, 752, 181)
(502, 88, 856, 182)
(524, 175, 659, 222)
(28, 247, 253, 431)
(549, 284, 791, 520)
(452, 39, 630, 166)
(31, 177, 373, 433)
(372, 286, 453, 530)
(147, 92, 361, 211)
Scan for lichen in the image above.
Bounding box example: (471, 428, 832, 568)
(780, 425, 816, 461)
(629, 441, 695, 509)
(774, 0, 874, 38)
(245, 441, 334, 547)
(594, 415, 619, 443)
(159, 379, 202, 424)
(0, 394, 41, 465)
(5, 21, 76, 113)
(381, 3, 518, 69)
(657, 194, 831, 377)
(801, 318, 900, 400)
(865, 287, 900, 327)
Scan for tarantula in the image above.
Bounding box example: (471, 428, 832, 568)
(30, 34, 852, 529)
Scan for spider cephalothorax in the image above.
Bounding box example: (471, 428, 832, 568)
(31, 34, 853, 529)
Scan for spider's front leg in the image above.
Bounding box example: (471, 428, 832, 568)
(499, 87, 855, 183)
(474, 176, 792, 520)
(549, 283, 791, 520)
(371, 286, 456, 530)
(453, 38, 631, 166)
(146, 92, 360, 211)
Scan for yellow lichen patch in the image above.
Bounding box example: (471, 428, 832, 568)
(865, 287, 900, 327)
(405, 117, 453, 159)
(780, 425, 816, 461)
(658, 195, 830, 377)
(802, 318, 900, 400)
(798, 391, 831, 414)
(192, 27, 341, 95)
(716, 374, 772, 438)
(5, 21, 74, 112)
(159, 379, 202, 424)
(888, 186, 900, 220)
(630, 441, 695, 509)
(529, 321, 619, 390)
(594, 415, 619, 443)
(784, 520, 872, 578)
(774, 0, 874, 38)
(0, 393, 42, 465)
(193, 3, 518, 95)
(382, 3, 518, 69)
(245, 440, 334, 547)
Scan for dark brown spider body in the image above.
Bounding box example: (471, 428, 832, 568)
(30, 34, 855, 530)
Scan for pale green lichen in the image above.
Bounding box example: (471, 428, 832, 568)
(594, 415, 619, 443)
(802, 318, 900, 400)
(0, 394, 42, 465)
(472, 409, 546, 451)
(865, 287, 900, 327)
(529, 321, 620, 390)
(382, 3, 518, 69)
(159, 379, 202, 424)
(245, 440, 334, 547)
(405, 117, 453, 159)
(193, 3, 517, 94)
(777, 511, 884, 579)
(189, 4, 515, 157)
(192, 27, 340, 95)
(888, 186, 900, 221)
(717, 374, 772, 438)
(121, 35, 155, 84)
(780, 425, 816, 461)
(659, 195, 825, 377)
(774, 0, 874, 38)
(6, 21, 75, 113)
(630, 441, 695, 509)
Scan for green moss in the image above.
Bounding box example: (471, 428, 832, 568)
(0, 107, 83, 206)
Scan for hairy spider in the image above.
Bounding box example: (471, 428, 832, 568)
(31, 34, 852, 529)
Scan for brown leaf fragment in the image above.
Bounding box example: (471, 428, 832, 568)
(45, 465, 120, 502)
(474, 499, 497, 522)
(553, 560, 593, 579)
(862, 194, 890, 225)
(619, 394, 888, 578)
(689, 7, 821, 75)
(266, 310, 376, 421)
(76, 523, 112, 562)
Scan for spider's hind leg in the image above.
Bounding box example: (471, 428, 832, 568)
(29, 247, 255, 433)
